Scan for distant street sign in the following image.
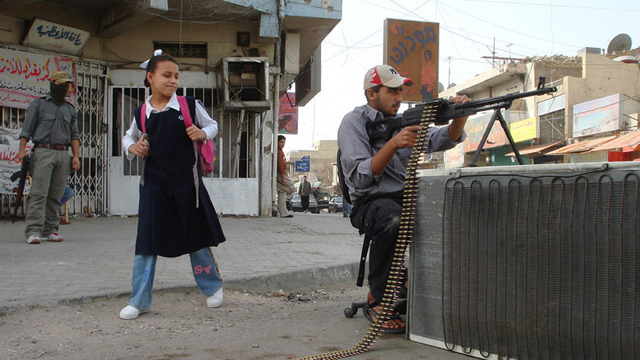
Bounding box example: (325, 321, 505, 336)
(301, 156, 310, 161)
(295, 161, 310, 172)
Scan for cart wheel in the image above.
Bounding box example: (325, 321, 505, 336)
(344, 307, 357, 318)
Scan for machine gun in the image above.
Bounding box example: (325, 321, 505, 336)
(366, 76, 557, 166)
(10, 154, 31, 223)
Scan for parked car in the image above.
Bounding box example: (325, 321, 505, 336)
(316, 192, 330, 211)
(288, 193, 319, 213)
(327, 196, 343, 213)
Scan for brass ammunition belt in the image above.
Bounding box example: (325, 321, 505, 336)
(299, 101, 440, 359)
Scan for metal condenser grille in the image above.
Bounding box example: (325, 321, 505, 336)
(442, 172, 639, 359)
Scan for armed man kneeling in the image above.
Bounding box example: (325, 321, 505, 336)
(337, 65, 470, 333)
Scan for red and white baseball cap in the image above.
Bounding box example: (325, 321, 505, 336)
(363, 65, 413, 90)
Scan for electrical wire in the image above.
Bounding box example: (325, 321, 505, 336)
(460, 0, 640, 13)
(438, 3, 577, 55)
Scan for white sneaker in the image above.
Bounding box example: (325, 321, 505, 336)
(207, 288, 223, 308)
(119, 305, 148, 320)
(26, 235, 41, 244)
(44, 233, 64, 242)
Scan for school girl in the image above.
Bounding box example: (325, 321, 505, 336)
(119, 50, 226, 320)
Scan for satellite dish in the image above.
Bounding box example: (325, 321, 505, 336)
(447, 83, 457, 90)
(438, 82, 445, 93)
(607, 33, 632, 54)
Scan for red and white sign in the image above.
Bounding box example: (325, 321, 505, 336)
(0, 48, 76, 109)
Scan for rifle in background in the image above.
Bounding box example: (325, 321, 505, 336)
(11, 154, 31, 223)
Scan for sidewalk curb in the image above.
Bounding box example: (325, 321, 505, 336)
(224, 262, 360, 294)
(0, 262, 361, 315)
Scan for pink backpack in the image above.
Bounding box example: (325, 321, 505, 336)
(140, 96, 215, 176)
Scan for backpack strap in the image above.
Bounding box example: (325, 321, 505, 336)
(140, 103, 147, 133)
(177, 95, 202, 208)
(177, 96, 193, 128)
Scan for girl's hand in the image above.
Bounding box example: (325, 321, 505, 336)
(129, 138, 150, 158)
(186, 125, 206, 141)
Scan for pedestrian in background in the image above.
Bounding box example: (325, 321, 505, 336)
(298, 175, 312, 213)
(276, 135, 295, 218)
(17, 71, 81, 244)
(342, 199, 352, 218)
(119, 50, 226, 320)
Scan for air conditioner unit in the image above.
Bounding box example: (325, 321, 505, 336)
(409, 162, 640, 359)
(217, 57, 270, 110)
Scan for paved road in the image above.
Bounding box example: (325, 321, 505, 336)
(0, 212, 471, 360)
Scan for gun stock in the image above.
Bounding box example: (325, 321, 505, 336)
(12, 155, 30, 223)
(367, 76, 557, 142)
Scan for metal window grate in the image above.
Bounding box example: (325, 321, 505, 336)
(540, 109, 565, 143)
(68, 60, 108, 215)
(154, 42, 207, 58)
(112, 86, 256, 179)
(0, 58, 108, 217)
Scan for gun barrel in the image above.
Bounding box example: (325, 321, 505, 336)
(367, 82, 557, 143)
(454, 86, 557, 111)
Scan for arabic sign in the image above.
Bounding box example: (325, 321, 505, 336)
(0, 127, 32, 195)
(444, 143, 465, 168)
(278, 92, 298, 134)
(295, 161, 309, 172)
(462, 111, 507, 153)
(510, 117, 537, 142)
(0, 48, 76, 109)
(384, 19, 439, 103)
(23, 18, 90, 56)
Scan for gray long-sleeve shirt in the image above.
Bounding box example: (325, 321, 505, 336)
(19, 95, 79, 145)
(337, 104, 465, 204)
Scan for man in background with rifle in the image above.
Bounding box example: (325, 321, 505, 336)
(338, 65, 470, 333)
(16, 71, 81, 245)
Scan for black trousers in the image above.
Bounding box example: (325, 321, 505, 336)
(301, 195, 309, 211)
(350, 195, 403, 303)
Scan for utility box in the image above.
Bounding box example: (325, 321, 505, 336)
(217, 57, 270, 110)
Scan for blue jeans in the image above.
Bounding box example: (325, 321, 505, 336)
(60, 186, 74, 205)
(128, 247, 223, 311)
(342, 201, 353, 216)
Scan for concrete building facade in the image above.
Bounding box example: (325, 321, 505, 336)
(0, 0, 342, 217)
(439, 48, 640, 167)
(286, 140, 338, 192)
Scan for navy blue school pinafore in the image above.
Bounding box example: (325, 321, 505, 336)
(133, 97, 225, 257)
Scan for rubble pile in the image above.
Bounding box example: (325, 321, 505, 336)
(521, 54, 581, 68)
(606, 45, 640, 59)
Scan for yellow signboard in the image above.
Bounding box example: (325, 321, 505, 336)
(510, 117, 537, 142)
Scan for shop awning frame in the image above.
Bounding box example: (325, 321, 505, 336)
(546, 136, 617, 155)
(588, 130, 640, 152)
(505, 140, 564, 157)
